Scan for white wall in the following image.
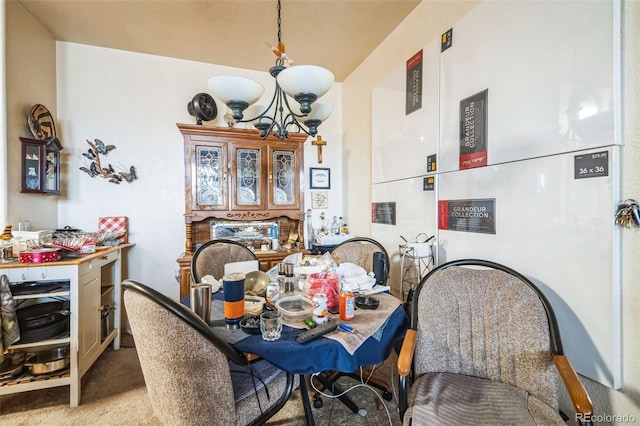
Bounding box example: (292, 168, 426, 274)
(55, 42, 342, 298)
(343, 0, 640, 421)
(4, 1, 58, 230)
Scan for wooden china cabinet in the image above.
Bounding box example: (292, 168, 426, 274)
(176, 123, 309, 298)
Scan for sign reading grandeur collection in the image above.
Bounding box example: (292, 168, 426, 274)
(405, 50, 423, 115)
(438, 198, 496, 234)
(459, 89, 488, 170)
(372, 202, 396, 225)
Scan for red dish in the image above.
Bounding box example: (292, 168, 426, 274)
(19, 248, 61, 263)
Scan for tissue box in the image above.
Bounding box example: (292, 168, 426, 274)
(315, 234, 355, 246)
(98, 216, 128, 243)
(12, 230, 53, 242)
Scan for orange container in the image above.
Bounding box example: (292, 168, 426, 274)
(339, 292, 355, 320)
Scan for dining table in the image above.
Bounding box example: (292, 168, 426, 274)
(182, 289, 409, 425)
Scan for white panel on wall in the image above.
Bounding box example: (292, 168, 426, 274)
(437, 146, 621, 389)
(439, 1, 617, 173)
(372, 40, 440, 183)
(371, 177, 437, 297)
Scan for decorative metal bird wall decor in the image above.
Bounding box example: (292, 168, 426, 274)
(80, 139, 137, 184)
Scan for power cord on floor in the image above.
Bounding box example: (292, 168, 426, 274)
(309, 370, 393, 426)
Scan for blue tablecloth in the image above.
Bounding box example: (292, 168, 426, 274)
(182, 292, 409, 375)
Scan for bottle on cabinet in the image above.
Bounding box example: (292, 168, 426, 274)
(306, 209, 314, 248)
(330, 216, 339, 235)
(319, 212, 328, 235)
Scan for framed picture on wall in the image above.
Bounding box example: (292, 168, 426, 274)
(311, 191, 329, 209)
(309, 167, 331, 189)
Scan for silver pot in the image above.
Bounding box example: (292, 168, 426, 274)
(25, 346, 70, 375)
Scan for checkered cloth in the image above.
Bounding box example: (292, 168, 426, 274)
(98, 216, 128, 243)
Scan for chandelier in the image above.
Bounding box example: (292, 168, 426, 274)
(207, 0, 334, 140)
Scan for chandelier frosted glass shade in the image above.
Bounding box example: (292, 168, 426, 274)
(293, 101, 333, 135)
(207, 75, 264, 120)
(277, 65, 335, 113)
(304, 101, 333, 122)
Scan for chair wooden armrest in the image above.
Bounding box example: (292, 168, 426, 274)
(244, 352, 261, 362)
(554, 355, 594, 423)
(398, 329, 417, 377)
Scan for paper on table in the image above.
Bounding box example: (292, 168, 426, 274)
(324, 293, 401, 355)
(224, 260, 259, 276)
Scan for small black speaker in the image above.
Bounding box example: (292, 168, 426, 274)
(373, 251, 387, 285)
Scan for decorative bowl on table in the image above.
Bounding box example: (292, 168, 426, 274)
(355, 295, 380, 310)
(244, 271, 269, 297)
(240, 316, 261, 335)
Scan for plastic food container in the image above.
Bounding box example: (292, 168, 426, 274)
(275, 295, 314, 322)
(244, 295, 265, 317)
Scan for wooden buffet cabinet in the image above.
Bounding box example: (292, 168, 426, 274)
(176, 124, 309, 298)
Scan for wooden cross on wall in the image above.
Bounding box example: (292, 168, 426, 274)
(311, 135, 327, 164)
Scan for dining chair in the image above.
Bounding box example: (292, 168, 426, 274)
(123, 279, 296, 426)
(318, 237, 393, 408)
(397, 259, 594, 425)
(191, 238, 259, 284)
(330, 237, 390, 285)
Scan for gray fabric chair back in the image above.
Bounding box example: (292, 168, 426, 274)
(413, 264, 559, 410)
(330, 237, 389, 283)
(191, 239, 259, 284)
(124, 286, 238, 424)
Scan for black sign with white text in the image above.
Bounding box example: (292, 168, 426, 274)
(459, 89, 488, 170)
(441, 28, 453, 52)
(372, 202, 396, 225)
(574, 151, 609, 179)
(423, 176, 435, 191)
(405, 50, 423, 115)
(439, 198, 496, 234)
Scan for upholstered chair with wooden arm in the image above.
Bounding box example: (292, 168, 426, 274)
(397, 259, 594, 426)
(123, 280, 295, 426)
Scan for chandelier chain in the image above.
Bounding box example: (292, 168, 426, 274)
(277, 0, 282, 44)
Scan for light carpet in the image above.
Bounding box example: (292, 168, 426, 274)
(0, 334, 402, 425)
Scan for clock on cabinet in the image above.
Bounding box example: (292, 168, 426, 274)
(20, 136, 63, 195)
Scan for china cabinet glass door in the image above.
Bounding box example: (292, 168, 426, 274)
(20, 136, 62, 195)
(272, 150, 295, 205)
(236, 148, 261, 206)
(195, 145, 224, 207)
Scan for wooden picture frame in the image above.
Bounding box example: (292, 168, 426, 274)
(309, 167, 331, 189)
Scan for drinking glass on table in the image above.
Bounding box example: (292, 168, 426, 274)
(260, 311, 283, 341)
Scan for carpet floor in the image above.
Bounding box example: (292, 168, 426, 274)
(0, 334, 403, 425)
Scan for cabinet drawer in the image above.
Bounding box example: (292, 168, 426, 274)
(1, 265, 74, 282)
(78, 250, 119, 277)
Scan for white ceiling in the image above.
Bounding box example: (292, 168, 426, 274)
(16, 0, 422, 82)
